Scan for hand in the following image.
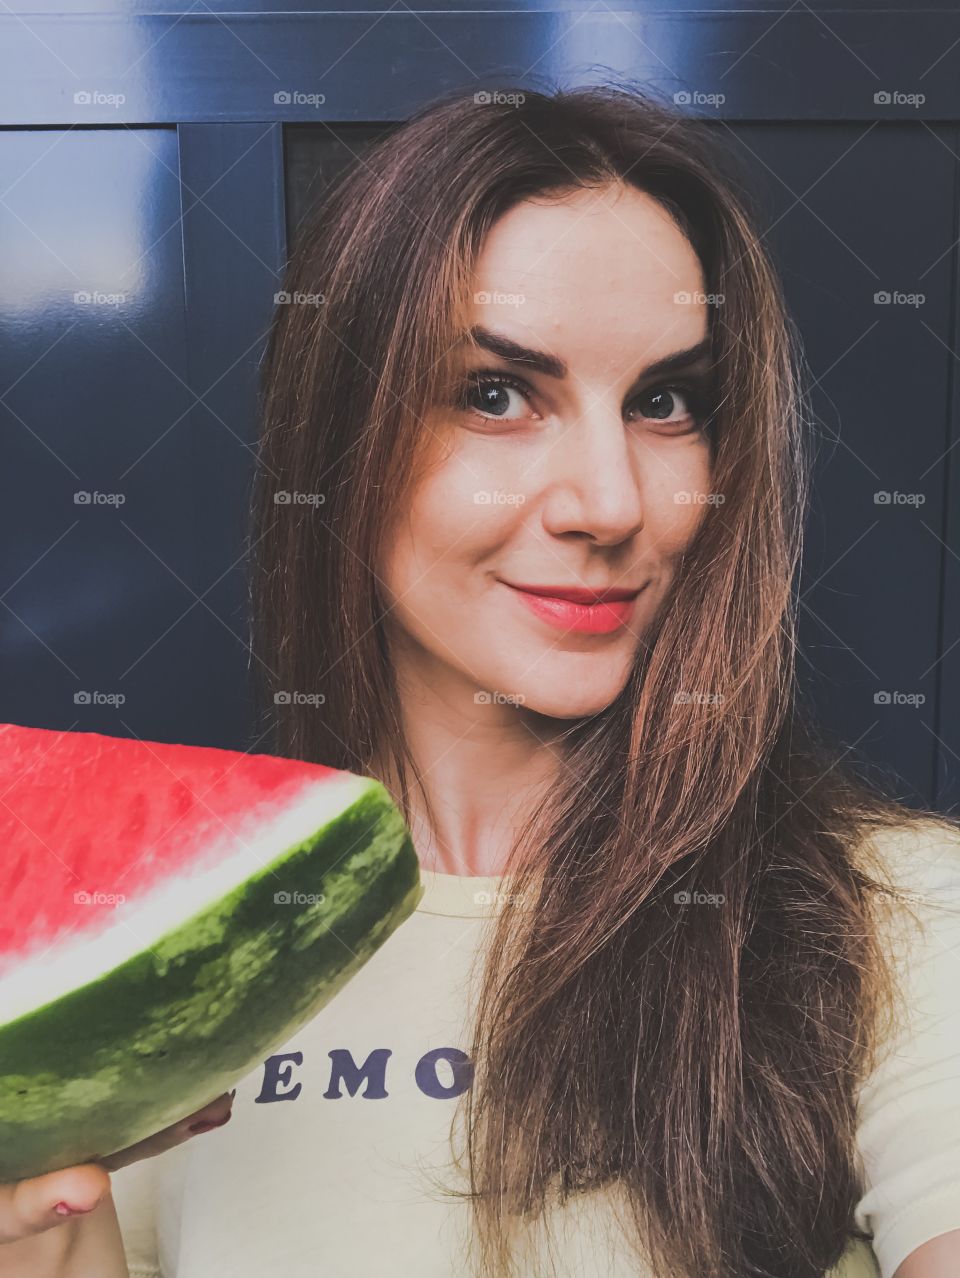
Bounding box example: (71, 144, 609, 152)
(0, 1089, 235, 1248)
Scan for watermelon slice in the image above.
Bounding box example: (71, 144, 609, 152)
(0, 722, 422, 1182)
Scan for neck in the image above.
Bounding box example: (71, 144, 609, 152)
(366, 662, 569, 877)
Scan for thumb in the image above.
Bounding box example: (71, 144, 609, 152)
(0, 1164, 111, 1242)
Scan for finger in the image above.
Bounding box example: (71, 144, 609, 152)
(0, 1164, 111, 1243)
(97, 1089, 236, 1173)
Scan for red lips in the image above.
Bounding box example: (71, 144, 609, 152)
(503, 583, 641, 604)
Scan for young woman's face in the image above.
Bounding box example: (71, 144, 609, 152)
(380, 183, 715, 720)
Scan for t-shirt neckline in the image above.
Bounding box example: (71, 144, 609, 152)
(416, 866, 507, 917)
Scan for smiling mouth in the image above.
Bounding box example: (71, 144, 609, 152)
(500, 581, 645, 635)
(504, 583, 642, 604)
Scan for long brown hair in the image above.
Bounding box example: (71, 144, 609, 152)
(249, 84, 959, 1278)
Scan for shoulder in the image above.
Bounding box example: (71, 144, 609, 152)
(853, 813, 960, 896)
(852, 813, 960, 1074)
(849, 814, 960, 1278)
(853, 814, 960, 952)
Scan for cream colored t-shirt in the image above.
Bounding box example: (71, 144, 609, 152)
(112, 819, 960, 1278)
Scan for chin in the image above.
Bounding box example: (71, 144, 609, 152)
(514, 682, 628, 721)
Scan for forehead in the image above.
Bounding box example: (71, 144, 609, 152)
(469, 185, 708, 373)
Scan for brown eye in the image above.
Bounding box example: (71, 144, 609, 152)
(627, 382, 711, 431)
(457, 372, 537, 422)
(631, 386, 691, 423)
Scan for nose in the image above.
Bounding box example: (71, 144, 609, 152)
(538, 404, 646, 546)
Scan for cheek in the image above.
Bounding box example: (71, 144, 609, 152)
(642, 440, 714, 553)
(380, 457, 518, 600)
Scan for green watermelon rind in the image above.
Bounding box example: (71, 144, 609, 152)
(0, 778, 423, 1182)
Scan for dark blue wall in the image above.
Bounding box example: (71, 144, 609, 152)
(1, 2, 957, 812)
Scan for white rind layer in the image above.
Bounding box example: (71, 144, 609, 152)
(0, 772, 374, 1026)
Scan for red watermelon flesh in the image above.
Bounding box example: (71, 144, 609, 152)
(0, 722, 423, 1181)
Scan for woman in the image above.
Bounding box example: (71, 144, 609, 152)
(4, 85, 960, 1278)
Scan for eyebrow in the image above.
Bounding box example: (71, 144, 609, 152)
(466, 326, 713, 384)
